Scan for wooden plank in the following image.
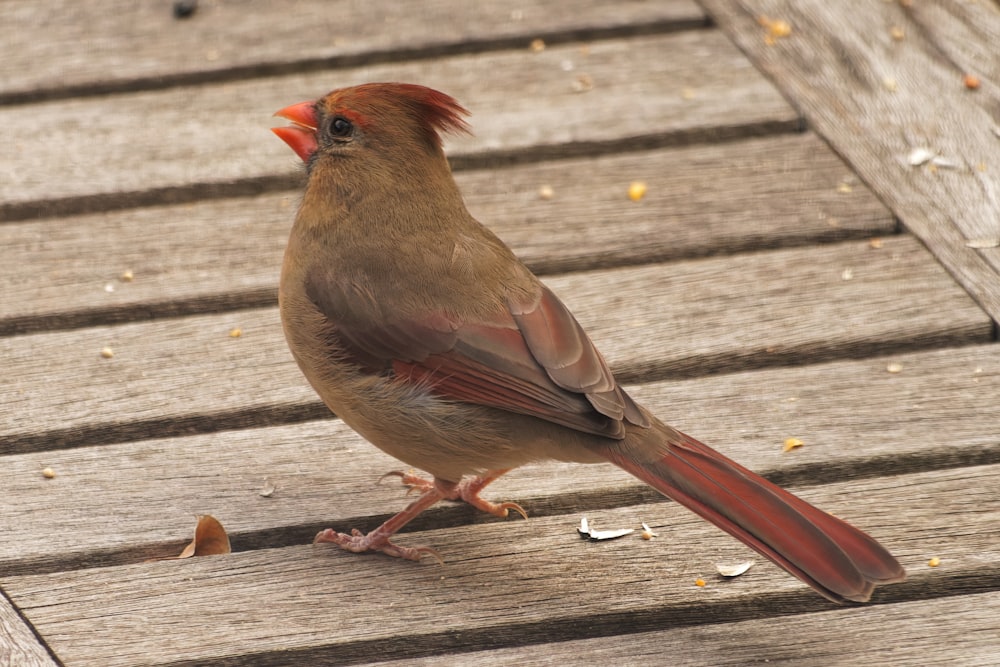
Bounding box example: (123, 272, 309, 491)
(1, 236, 989, 453)
(2, 341, 998, 578)
(698, 0, 1000, 323)
(902, 0, 1000, 98)
(0, 592, 57, 667)
(0, 133, 896, 336)
(3, 463, 996, 666)
(361, 592, 1000, 666)
(1, 0, 706, 103)
(899, 0, 1000, 284)
(0, 31, 799, 221)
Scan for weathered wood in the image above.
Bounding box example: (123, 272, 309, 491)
(0, 31, 799, 221)
(902, 0, 1000, 97)
(698, 0, 1000, 323)
(0, 593, 56, 667)
(3, 463, 995, 666)
(2, 342, 998, 578)
(4, 3, 998, 663)
(361, 591, 1000, 666)
(1, 236, 988, 453)
(0, 133, 895, 335)
(1, 0, 707, 103)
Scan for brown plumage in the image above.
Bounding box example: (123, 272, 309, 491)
(272, 82, 905, 603)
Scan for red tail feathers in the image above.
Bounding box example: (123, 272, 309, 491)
(597, 422, 905, 603)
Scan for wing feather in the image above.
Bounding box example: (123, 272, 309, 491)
(306, 270, 647, 439)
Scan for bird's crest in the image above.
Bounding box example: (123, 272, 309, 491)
(335, 83, 471, 149)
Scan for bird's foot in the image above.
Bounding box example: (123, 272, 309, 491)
(454, 480, 528, 519)
(314, 527, 443, 564)
(314, 482, 447, 563)
(381, 469, 527, 520)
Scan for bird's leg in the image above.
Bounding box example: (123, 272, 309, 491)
(314, 481, 449, 562)
(382, 468, 527, 519)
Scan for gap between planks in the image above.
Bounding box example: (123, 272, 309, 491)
(699, 0, 1000, 324)
(1, 132, 894, 336)
(0, 0, 709, 104)
(0, 31, 799, 221)
(3, 463, 998, 666)
(0, 236, 990, 454)
(0, 589, 58, 667)
(3, 342, 997, 578)
(359, 591, 1000, 667)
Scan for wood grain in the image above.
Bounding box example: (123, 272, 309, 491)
(1, 0, 706, 103)
(3, 464, 994, 666)
(0, 133, 894, 335)
(362, 592, 1000, 666)
(0, 593, 56, 667)
(2, 342, 997, 578)
(4, 2, 999, 663)
(698, 0, 1000, 322)
(1, 236, 988, 453)
(0, 31, 798, 220)
(903, 0, 1000, 97)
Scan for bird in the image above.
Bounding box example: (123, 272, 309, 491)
(271, 82, 905, 604)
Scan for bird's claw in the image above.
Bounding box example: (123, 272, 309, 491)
(493, 501, 529, 520)
(379, 470, 434, 495)
(314, 528, 443, 564)
(379, 469, 528, 520)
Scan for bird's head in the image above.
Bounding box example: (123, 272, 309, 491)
(272, 82, 470, 169)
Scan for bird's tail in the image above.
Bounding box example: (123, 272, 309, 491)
(594, 419, 905, 603)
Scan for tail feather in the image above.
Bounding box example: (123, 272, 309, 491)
(598, 423, 905, 603)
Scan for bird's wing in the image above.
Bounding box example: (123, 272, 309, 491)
(306, 274, 647, 439)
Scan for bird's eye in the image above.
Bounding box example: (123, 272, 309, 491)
(329, 117, 353, 138)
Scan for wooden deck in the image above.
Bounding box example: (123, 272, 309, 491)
(3, 1, 999, 664)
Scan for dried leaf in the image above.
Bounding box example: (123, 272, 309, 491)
(164, 515, 231, 560)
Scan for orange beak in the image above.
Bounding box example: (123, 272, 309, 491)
(272, 101, 319, 162)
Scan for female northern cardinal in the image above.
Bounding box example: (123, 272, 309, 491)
(272, 83, 905, 603)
